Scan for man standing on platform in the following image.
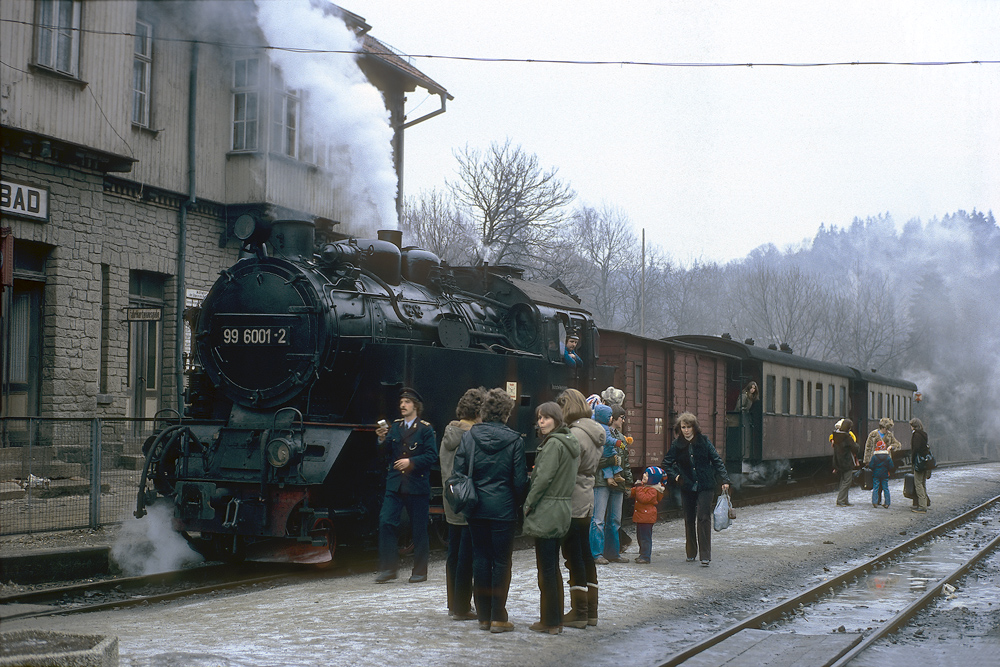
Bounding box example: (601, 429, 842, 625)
(374, 387, 437, 584)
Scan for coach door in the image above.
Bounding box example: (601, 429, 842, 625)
(127, 272, 164, 421)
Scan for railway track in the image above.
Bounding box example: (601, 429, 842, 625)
(0, 560, 356, 621)
(656, 493, 1000, 666)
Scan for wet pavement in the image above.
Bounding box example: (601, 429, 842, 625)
(6, 463, 1000, 667)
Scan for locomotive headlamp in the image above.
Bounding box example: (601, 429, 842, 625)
(266, 437, 298, 468)
(233, 214, 272, 245)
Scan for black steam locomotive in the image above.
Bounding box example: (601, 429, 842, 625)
(135, 219, 610, 563)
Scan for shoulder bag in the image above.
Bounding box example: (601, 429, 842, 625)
(445, 442, 478, 515)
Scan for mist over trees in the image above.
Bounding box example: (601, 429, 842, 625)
(402, 140, 999, 461)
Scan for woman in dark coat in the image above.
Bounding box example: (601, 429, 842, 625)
(910, 418, 931, 513)
(661, 412, 731, 566)
(453, 388, 528, 633)
(830, 418, 859, 507)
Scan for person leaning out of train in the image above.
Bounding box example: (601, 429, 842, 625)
(563, 332, 583, 367)
(453, 388, 528, 633)
(522, 401, 581, 635)
(661, 412, 731, 567)
(909, 418, 931, 513)
(830, 418, 859, 507)
(439, 387, 486, 620)
(863, 417, 901, 465)
(374, 387, 438, 584)
(556, 388, 605, 629)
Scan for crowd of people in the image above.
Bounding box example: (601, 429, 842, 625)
(830, 416, 933, 513)
(372, 378, 734, 635)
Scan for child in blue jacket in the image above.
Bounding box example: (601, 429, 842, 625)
(866, 440, 895, 508)
(593, 404, 625, 487)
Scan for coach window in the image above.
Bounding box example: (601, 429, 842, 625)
(128, 272, 165, 421)
(816, 383, 823, 417)
(1, 242, 49, 418)
(781, 377, 790, 414)
(840, 386, 847, 417)
(795, 379, 804, 415)
(828, 383, 835, 416)
(765, 375, 776, 413)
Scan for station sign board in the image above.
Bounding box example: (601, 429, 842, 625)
(1, 180, 49, 221)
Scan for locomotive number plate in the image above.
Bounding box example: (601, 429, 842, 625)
(219, 326, 291, 346)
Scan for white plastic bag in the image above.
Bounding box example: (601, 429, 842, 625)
(713, 490, 733, 531)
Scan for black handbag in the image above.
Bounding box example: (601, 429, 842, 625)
(445, 441, 477, 515)
(914, 450, 936, 472)
(903, 473, 915, 499)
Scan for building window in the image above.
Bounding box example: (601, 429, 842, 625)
(765, 374, 776, 413)
(132, 20, 152, 126)
(270, 68, 299, 157)
(816, 384, 823, 417)
(232, 58, 260, 151)
(781, 377, 790, 415)
(34, 0, 81, 77)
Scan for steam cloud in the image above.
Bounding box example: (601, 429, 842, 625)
(112, 502, 204, 576)
(254, 0, 398, 237)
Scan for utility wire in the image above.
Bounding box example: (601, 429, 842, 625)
(1, 18, 997, 69)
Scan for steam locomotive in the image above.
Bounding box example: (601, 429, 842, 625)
(135, 219, 612, 563)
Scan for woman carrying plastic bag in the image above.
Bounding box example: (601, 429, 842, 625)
(713, 489, 734, 531)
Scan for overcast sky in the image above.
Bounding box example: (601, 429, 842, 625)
(342, 0, 999, 264)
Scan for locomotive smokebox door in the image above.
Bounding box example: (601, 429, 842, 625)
(439, 316, 470, 348)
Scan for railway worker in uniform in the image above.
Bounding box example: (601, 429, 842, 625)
(909, 418, 931, 513)
(556, 388, 605, 628)
(453, 388, 527, 633)
(374, 387, 438, 584)
(522, 401, 580, 635)
(863, 418, 901, 466)
(662, 412, 731, 566)
(439, 387, 486, 619)
(830, 418, 860, 507)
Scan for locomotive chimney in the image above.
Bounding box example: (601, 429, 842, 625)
(378, 229, 403, 249)
(271, 220, 316, 261)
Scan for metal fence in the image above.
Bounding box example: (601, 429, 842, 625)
(0, 417, 161, 535)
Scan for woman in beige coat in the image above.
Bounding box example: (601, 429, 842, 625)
(556, 388, 605, 628)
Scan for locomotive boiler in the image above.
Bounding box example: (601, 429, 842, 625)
(135, 219, 611, 563)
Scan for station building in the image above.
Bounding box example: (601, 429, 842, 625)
(0, 0, 450, 420)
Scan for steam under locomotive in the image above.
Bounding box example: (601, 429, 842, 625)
(135, 219, 612, 563)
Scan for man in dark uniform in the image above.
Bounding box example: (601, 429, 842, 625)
(374, 387, 437, 583)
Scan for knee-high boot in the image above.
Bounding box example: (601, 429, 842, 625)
(587, 583, 599, 626)
(562, 586, 589, 629)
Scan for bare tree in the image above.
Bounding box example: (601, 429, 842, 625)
(732, 258, 829, 357)
(400, 188, 476, 265)
(829, 262, 911, 374)
(449, 139, 575, 267)
(571, 204, 638, 327)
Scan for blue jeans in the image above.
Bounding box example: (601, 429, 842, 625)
(872, 477, 890, 506)
(636, 523, 653, 561)
(590, 487, 623, 559)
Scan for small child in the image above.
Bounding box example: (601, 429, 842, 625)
(593, 404, 625, 487)
(630, 467, 665, 563)
(867, 440, 895, 508)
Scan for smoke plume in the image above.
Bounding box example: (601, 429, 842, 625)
(112, 502, 204, 576)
